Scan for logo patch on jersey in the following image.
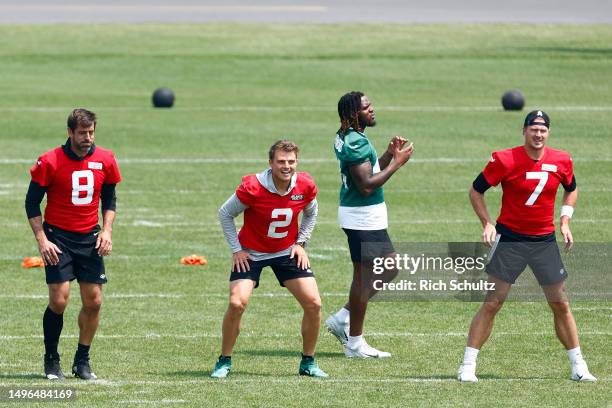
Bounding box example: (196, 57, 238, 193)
(88, 161, 103, 170)
(290, 194, 304, 201)
(542, 163, 557, 172)
(334, 135, 344, 152)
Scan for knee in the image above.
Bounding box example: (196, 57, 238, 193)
(549, 302, 571, 316)
(482, 299, 504, 315)
(228, 299, 248, 316)
(303, 297, 322, 315)
(82, 296, 102, 314)
(49, 295, 69, 314)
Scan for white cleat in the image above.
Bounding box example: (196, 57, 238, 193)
(325, 315, 349, 346)
(457, 363, 478, 382)
(345, 342, 391, 358)
(570, 363, 597, 382)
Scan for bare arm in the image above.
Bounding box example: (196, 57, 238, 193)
(469, 186, 496, 246)
(96, 210, 116, 256)
(28, 216, 63, 266)
(560, 188, 578, 250)
(378, 136, 408, 170)
(350, 142, 414, 197)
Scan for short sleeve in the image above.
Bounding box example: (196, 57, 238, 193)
(340, 133, 371, 165)
(300, 172, 318, 201)
(482, 152, 508, 187)
(29, 156, 54, 187)
(235, 178, 255, 206)
(105, 152, 122, 184)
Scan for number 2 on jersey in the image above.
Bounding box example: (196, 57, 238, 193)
(72, 170, 94, 205)
(267, 208, 293, 238)
(525, 171, 548, 206)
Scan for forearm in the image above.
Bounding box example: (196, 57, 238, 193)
(28, 216, 47, 243)
(560, 189, 578, 226)
(353, 162, 400, 196)
(219, 194, 247, 253)
(101, 210, 116, 233)
(469, 187, 493, 227)
(378, 151, 393, 170)
(297, 199, 318, 243)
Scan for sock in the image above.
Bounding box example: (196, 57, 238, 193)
(567, 347, 584, 365)
(334, 307, 350, 323)
(301, 353, 314, 362)
(75, 343, 90, 362)
(219, 355, 231, 363)
(43, 306, 63, 357)
(463, 346, 480, 365)
(348, 335, 363, 349)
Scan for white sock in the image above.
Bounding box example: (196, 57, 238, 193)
(347, 335, 363, 349)
(463, 346, 480, 365)
(334, 307, 350, 323)
(568, 347, 584, 365)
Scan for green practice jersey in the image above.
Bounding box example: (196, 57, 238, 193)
(334, 128, 385, 207)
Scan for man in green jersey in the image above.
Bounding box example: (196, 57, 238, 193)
(326, 91, 414, 358)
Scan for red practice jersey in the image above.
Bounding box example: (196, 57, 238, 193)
(30, 145, 121, 233)
(235, 172, 317, 253)
(483, 146, 573, 236)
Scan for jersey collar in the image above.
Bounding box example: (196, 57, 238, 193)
(62, 138, 96, 161)
(256, 168, 297, 196)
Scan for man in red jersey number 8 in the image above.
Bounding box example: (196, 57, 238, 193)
(457, 110, 596, 383)
(26, 109, 121, 381)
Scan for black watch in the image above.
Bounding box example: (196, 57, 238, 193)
(296, 241, 307, 248)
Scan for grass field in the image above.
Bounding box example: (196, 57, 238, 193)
(0, 24, 611, 407)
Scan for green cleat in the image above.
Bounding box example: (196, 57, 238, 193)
(299, 356, 329, 378)
(210, 356, 232, 378)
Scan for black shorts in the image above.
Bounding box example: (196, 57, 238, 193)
(486, 231, 567, 286)
(342, 228, 395, 263)
(43, 223, 107, 285)
(229, 254, 314, 288)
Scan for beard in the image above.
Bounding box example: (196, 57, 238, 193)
(358, 116, 376, 130)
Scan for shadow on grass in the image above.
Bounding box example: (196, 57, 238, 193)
(238, 349, 344, 358)
(0, 372, 43, 380)
(167, 370, 282, 378)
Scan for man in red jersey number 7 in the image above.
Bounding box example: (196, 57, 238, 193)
(458, 110, 596, 382)
(211, 140, 327, 378)
(25, 109, 121, 381)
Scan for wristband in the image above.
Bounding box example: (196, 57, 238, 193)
(560, 205, 574, 219)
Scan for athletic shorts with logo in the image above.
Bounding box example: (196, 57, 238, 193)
(486, 225, 568, 286)
(43, 222, 107, 284)
(229, 254, 314, 288)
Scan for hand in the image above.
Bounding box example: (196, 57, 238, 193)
(387, 135, 408, 155)
(391, 141, 414, 167)
(482, 222, 497, 247)
(96, 229, 113, 256)
(38, 238, 63, 266)
(232, 250, 252, 273)
(290, 244, 310, 270)
(560, 223, 573, 252)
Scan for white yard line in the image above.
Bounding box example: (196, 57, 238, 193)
(1, 105, 612, 113)
(1, 331, 609, 341)
(0, 377, 610, 388)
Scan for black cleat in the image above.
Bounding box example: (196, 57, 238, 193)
(72, 357, 97, 380)
(44, 354, 64, 380)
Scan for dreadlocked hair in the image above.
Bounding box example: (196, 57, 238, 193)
(337, 91, 364, 135)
